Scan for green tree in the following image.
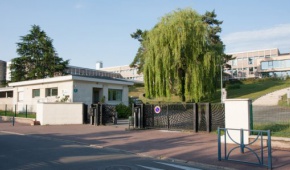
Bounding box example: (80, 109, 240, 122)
(10, 25, 69, 82)
(140, 8, 227, 102)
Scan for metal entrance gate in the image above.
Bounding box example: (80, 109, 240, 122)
(139, 103, 224, 132)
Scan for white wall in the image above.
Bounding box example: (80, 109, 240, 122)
(12, 81, 74, 112)
(223, 99, 252, 144)
(36, 103, 83, 125)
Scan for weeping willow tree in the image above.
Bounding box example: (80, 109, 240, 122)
(143, 8, 224, 102)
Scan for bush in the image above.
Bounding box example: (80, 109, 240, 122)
(115, 103, 131, 119)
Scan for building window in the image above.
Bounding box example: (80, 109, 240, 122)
(18, 91, 24, 101)
(46, 88, 58, 97)
(0, 92, 5, 98)
(32, 89, 40, 98)
(248, 57, 253, 65)
(232, 59, 237, 66)
(108, 89, 122, 101)
(7, 91, 13, 98)
(249, 67, 254, 74)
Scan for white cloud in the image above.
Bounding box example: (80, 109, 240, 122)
(222, 24, 290, 53)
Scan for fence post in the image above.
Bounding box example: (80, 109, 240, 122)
(25, 105, 28, 118)
(140, 104, 144, 128)
(240, 129, 245, 153)
(218, 127, 221, 161)
(206, 103, 211, 133)
(100, 104, 103, 125)
(193, 103, 198, 132)
(268, 130, 272, 169)
(14, 104, 16, 117)
(250, 103, 253, 134)
(167, 104, 169, 130)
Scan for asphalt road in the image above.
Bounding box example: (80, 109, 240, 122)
(0, 131, 202, 170)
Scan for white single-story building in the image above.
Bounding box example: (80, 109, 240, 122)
(7, 75, 134, 112)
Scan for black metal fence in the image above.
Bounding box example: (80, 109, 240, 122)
(0, 104, 36, 118)
(139, 103, 224, 132)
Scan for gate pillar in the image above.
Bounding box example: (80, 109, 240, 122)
(224, 99, 252, 144)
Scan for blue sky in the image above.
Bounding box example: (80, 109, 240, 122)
(1, 0, 290, 69)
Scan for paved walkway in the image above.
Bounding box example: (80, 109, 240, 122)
(1, 120, 290, 170)
(253, 88, 290, 106)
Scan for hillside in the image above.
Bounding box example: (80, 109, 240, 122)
(129, 78, 290, 103)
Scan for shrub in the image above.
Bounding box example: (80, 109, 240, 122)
(115, 103, 131, 119)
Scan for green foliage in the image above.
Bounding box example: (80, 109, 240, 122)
(10, 25, 69, 82)
(115, 103, 131, 119)
(141, 8, 225, 102)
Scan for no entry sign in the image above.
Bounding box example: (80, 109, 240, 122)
(154, 106, 161, 114)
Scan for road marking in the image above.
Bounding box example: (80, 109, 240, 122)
(136, 165, 164, 170)
(154, 161, 201, 170)
(0, 131, 25, 136)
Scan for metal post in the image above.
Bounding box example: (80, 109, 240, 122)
(25, 105, 27, 118)
(12, 116, 15, 126)
(218, 128, 221, 161)
(14, 104, 16, 117)
(240, 129, 245, 153)
(224, 129, 227, 160)
(268, 130, 272, 169)
(221, 65, 223, 103)
(140, 104, 144, 128)
(167, 104, 169, 130)
(94, 106, 97, 126)
(100, 104, 103, 125)
(5, 104, 7, 116)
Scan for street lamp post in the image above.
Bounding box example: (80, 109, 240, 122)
(221, 65, 223, 103)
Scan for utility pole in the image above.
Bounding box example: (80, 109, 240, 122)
(221, 65, 223, 103)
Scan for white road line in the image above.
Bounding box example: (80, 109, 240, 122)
(136, 165, 164, 170)
(155, 161, 201, 170)
(0, 131, 25, 136)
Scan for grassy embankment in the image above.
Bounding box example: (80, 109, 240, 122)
(130, 78, 290, 103)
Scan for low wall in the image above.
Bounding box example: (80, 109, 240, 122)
(1, 116, 35, 124)
(37, 103, 84, 125)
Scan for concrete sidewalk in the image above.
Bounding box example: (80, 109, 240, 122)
(1, 121, 290, 170)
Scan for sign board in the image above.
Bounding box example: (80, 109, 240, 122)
(74, 88, 78, 93)
(154, 106, 161, 114)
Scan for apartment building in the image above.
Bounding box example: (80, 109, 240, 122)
(96, 61, 144, 82)
(0, 60, 7, 85)
(226, 48, 290, 79)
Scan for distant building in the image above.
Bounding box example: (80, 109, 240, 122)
(226, 48, 290, 79)
(97, 63, 144, 82)
(0, 60, 7, 85)
(66, 65, 123, 79)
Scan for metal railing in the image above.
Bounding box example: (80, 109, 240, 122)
(218, 128, 272, 169)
